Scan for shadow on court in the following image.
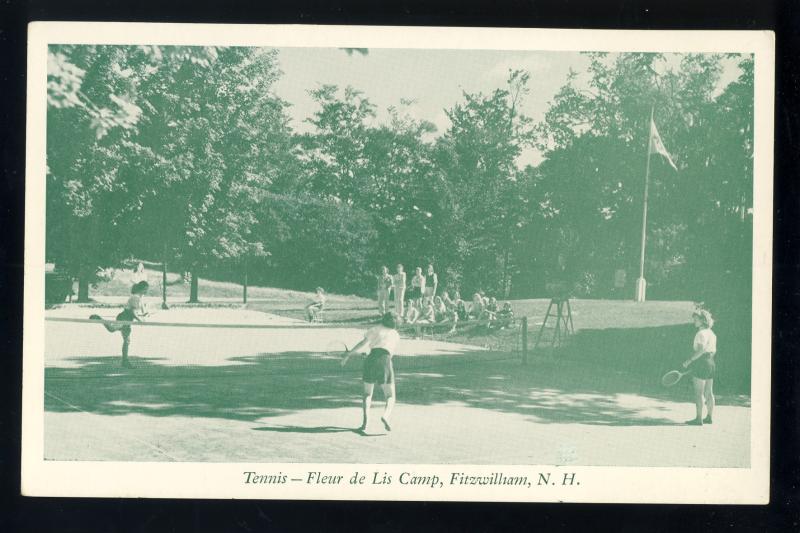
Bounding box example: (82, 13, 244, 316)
(252, 425, 359, 434)
(44, 322, 750, 427)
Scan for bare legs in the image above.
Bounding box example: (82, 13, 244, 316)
(378, 290, 390, 315)
(360, 383, 373, 431)
(360, 383, 395, 432)
(306, 304, 321, 322)
(380, 383, 395, 431)
(689, 377, 714, 425)
(691, 378, 704, 421)
(394, 287, 405, 320)
(704, 379, 715, 423)
(121, 329, 132, 368)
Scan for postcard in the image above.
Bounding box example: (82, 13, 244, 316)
(23, 22, 773, 503)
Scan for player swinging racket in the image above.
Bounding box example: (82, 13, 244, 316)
(682, 309, 717, 426)
(90, 280, 150, 368)
(341, 312, 400, 434)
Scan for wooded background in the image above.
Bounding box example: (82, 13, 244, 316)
(45, 46, 754, 312)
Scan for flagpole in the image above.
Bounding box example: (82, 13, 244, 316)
(635, 106, 654, 303)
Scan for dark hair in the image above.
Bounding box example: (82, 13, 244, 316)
(381, 312, 397, 329)
(131, 281, 149, 294)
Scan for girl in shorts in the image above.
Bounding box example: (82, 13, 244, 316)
(90, 280, 150, 368)
(424, 264, 438, 303)
(409, 267, 426, 308)
(682, 309, 717, 426)
(341, 312, 400, 433)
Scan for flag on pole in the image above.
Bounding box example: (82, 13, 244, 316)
(650, 119, 678, 171)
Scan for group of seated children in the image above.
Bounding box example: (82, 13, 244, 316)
(307, 284, 514, 332)
(403, 289, 515, 336)
(404, 295, 459, 336)
(443, 291, 515, 330)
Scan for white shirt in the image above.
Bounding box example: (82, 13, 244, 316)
(364, 325, 400, 354)
(125, 294, 148, 319)
(693, 328, 717, 354)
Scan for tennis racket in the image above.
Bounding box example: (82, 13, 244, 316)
(325, 340, 350, 356)
(661, 369, 690, 387)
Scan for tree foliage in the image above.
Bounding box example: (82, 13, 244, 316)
(45, 48, 754, 310)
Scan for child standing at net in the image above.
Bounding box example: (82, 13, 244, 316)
(341, 312, 400, 434)
(90, 280, 150, 368)
(682, 309, 717, 426)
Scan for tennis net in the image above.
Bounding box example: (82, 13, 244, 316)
(43, 309, 524, 380)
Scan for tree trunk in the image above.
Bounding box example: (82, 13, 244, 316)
(189, 271, 199, 303)
(501, 248, 511, 298)
(77, 277, 90, 303)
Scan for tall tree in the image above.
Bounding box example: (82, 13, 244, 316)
(118, 47, 292, 302)
(46, 45, 293, 302)
(535, 52, 752, 298)
(45, 45, 201, 299)
(435, 70, 537, 296)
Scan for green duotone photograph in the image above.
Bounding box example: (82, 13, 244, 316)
(43, 44, 755, 467)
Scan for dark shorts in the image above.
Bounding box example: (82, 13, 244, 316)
(407, 287, 420, 300)
(688, 354, 716, 380)
(363, 348, 394, 384)
(116, 309, 134, 336)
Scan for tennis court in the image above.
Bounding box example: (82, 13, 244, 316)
(43, 305, 750, 466)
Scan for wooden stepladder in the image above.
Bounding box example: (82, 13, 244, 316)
(532, 297, 575, 351)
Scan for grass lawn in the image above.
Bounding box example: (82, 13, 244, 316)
(75, 266, 373, 304)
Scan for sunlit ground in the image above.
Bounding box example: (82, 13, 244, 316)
(43, 304, 749, 466)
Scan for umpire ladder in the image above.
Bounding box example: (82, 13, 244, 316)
(532, 297, 575, 351)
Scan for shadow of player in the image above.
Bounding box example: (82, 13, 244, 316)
(252, 425, 386, 437)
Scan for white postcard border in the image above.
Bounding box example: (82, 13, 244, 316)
(22, 22, 774, 503)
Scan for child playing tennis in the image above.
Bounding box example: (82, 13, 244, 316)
(90, 280, 150, 368)
(682, 309, 717, 426)
(341, 312, 400, 434)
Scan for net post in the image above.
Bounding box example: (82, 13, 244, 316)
(161, 259, 169, 310)
(243, 256, 248, 304)
(521, 316, 528, 365)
